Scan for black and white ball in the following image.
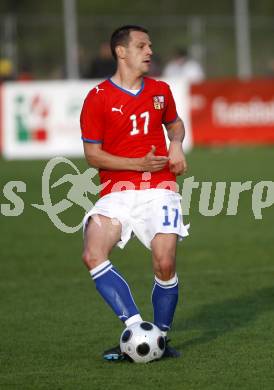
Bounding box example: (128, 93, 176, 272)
(120, 321, 165, 363)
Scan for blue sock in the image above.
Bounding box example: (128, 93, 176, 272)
(151, 274, 179, 332)
(90, 260, 141, 324)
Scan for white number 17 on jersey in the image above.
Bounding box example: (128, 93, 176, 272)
(130, 111, 150, 136)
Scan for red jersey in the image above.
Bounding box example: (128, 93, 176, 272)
(80, 77, 178, 197)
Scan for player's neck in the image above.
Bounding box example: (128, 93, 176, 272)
(111, 69, 144, 90)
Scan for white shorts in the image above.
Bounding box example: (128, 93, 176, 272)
(83, 189, 189, 250)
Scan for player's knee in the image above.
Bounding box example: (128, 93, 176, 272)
(82, 249, 103, 270)
(154, 255, 176, 281)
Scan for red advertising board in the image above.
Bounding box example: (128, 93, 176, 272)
(190, 79, 274, 145)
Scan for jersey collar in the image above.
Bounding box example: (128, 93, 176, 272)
(108, 78, 145, 97)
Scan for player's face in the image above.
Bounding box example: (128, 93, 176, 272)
(124, 31, 153, 75)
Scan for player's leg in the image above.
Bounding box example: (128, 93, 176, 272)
(151, 233, 181, 358)
(132, 190, 186, 342)
(82, 215, 141, 326)
(151, 233, 179, 334)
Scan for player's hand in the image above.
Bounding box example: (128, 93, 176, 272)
(168, 141, 187, 176)
(139, 145, 169, 172)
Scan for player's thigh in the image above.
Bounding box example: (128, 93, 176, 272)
(83, 214, 122, 268)
(151, 233, 177, 279)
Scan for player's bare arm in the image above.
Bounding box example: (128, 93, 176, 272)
(83, 142, 169, 172)
(166, 117, 188, 176)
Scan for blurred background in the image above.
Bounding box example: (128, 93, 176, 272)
(0, 0, 274, 81)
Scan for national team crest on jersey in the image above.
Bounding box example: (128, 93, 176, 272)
(153, 95, 165, 110)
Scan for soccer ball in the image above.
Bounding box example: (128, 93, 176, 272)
(120, 321, 165, 363)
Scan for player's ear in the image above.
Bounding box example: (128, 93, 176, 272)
(116, 45, 126, 60)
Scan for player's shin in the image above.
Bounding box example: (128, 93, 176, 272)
(90, 260, 142, 325)
(151, 274, 179, 336)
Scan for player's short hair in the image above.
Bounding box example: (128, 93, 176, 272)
(110, 25, 149, 61)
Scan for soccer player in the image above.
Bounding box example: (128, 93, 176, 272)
(80, 25, 189, 361)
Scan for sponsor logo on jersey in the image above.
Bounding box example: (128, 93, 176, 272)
(95, 86, 104, 94)
(111, 105, 124, 115)
(153, 95, 165, 110)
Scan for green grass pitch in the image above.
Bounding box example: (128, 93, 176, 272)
(0, 147, 274, 389)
